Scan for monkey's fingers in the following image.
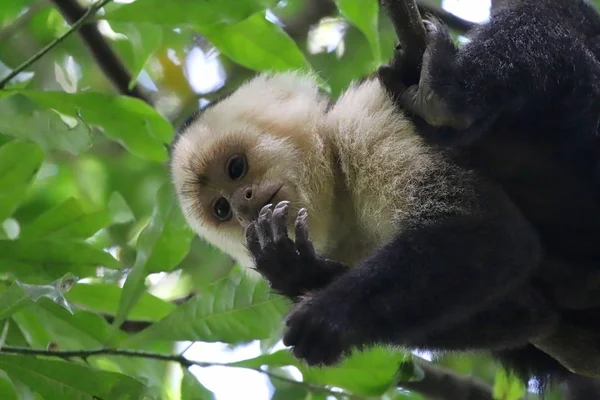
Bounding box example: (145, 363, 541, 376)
(295, 208, 316, 257)
(256, 204, 274, 247)
(244, 222, 262, 255)
(272, 201, 290, 241)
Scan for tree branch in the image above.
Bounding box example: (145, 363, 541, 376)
(399, 359, 494, 400)
(50, 0, 151, 104)
(379, 0, 427, 81)
(0, 345, 364, 399)
(0, 344, 495, 400)
(0, 0, 113, 89)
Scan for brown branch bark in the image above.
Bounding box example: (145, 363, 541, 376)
(50, 0, 151, 104)
(399, 359, 494, 400)
(379, 0, 427, 82)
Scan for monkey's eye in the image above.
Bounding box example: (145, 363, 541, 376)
(212, 197, 232, 221)
(226, 154, 247, 180)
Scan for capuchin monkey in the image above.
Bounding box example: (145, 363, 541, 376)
(171, 72, 562, 388)
(170, 0, 600, 392)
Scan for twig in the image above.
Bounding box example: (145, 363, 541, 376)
(400, 359, 494, 400)
(50, 0, 151, 104)
(379, 0, 427, 82)
(0, 0, 112, 89)
(0, 345, 364, 399)
(0, 1, 49, 45)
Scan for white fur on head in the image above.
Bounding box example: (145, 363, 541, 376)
(170, 71, 333, 270)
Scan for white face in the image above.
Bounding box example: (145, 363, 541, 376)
(170, 72, 333, 269)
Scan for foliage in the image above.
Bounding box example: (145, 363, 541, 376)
(0, 0, 581, 399)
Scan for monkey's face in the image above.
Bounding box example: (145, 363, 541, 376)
(170, 72, 334, 268)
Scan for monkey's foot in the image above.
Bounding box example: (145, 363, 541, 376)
(245, 202, 348, 299)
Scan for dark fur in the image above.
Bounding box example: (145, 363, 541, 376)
(378, 0, 600, 388)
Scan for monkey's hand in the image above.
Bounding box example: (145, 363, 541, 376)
(245, 202, 349, 300)
(283, 292, 359, 366)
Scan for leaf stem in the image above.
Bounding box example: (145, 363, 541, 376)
(0, 0, 113, 89)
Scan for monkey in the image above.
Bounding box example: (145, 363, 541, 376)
(375, 0, 600, 382)
(170, 71, 574, 391)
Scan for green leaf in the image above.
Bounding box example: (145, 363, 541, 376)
(109, 22, 163, 89)
(0, 275, 77, 319)
(125, 266, 290, 344)
(113, 183, 193, 328)
(0, 239, 119, 281)
(104, 0, 278, 27)
(108, 192, 135, 224)
(0, 1, 30, 25)
(0, 284, 33, 320)
(12, 299, 120, 350)
(20, 197, 110, 240)
(181, 369, 215, 400)
(335, 0, 381, 63)
(303, 348, 408, 396)
(0, 354, 146, 400)
(231, 349, 298, 369)
(0, 140, 43, 222)
(143, 188, 194, 273)
(65, 282, 175, 322)
(17, 91, 173, 162)
(0, 94, 92, 155)
(0, 370, 18, 400)
(202, 12, 311, 72)
(234, 348, 410, 397)
(493, 368, 526, 400)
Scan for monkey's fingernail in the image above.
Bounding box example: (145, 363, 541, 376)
(298, 208, 308, 219)
(277, 200, 290, 208)
(260, 204, 272, 215)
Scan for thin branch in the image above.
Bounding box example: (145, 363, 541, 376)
(400, 359, 494, 400)
(50, 0, 151, 104)
(0, 345, 364, 399)
(379, 0, 427, 82)
(0, 0, 112, 89)
(0, 1, 50, 45)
